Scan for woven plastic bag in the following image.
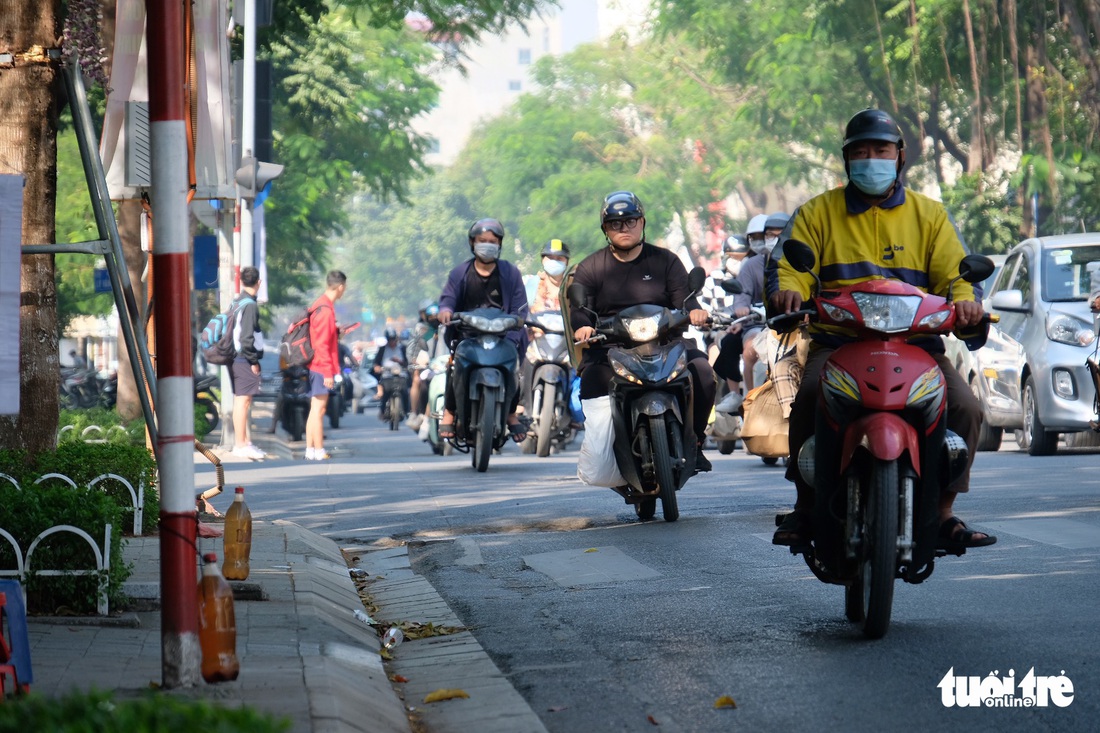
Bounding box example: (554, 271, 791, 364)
(577, 397, 625, 487)
(740, 380, 789, 458)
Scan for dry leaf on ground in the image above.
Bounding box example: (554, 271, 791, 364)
(714, 695, 737, 709)
(423, 689, 470, 703)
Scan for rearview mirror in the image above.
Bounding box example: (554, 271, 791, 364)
(720, 278, 743, 295)
(783, 239, 816, 273)
(567, 283, 589, 310)
(687, 267, 706, 293)
(958, 254, 995, 284)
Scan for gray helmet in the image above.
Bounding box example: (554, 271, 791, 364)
(467, 218, 505, 244)
(842, 109, 904, 151)
(764, 212, 790, 231)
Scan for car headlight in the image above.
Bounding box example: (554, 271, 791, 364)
(623, 315, 661, 342)
(1046, 313, 1095, 346)
(609, 353, 642, 384)
(853, 293, 921, 333)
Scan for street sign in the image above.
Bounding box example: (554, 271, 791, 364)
(193, 235, 218, 290)
(93, 267, 112, 294)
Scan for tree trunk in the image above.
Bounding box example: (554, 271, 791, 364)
(0, 1, 64, 454)
(1005, 0, 1029, 237)
(961, 0, 985, 175)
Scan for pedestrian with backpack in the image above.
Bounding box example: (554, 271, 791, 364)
(305, 270, 347, 460)
(230, 267, 265, 459)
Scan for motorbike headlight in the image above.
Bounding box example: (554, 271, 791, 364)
(536, 313, 565, 332)
(852, 293, 922, 333)
(916, 309, 951, 330)
(821, 302, 857, 324)
(1046, 313, 1094, 346)
(609, 353, 642, 385)
(334, 374, 344, 384)
(906, 365, 945, 424)
(622, 314, 661, 342)
(667, 352, 688, 382)
(465, 315, 490, 331)
(479, 335, 499, 350)
(821, 361, 860, 415)
(490, 316, 519, 332)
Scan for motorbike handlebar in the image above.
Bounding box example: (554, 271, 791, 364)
(767, 307, 816, 331)
(574, 333, 607, 347)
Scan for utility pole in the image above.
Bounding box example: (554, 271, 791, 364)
(146, 0, 201, 688)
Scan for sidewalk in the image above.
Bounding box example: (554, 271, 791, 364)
(21, 402, 548, 733)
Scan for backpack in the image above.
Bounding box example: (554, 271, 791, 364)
(279, 304, 324, 367)
(200, 296, 254, 366)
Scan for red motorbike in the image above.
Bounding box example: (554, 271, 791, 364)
(772, 240, 995, 638)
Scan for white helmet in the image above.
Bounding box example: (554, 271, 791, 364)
(745, 214, 769, 238)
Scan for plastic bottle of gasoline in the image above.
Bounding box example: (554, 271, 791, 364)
(199, 552, 240, 683)
(222, 486, 252, 580)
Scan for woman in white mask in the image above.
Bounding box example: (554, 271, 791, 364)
(531, 238, 571, 312)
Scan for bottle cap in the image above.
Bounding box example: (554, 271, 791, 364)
(203, 552, 217, 563)
(235, 486, 245, 494)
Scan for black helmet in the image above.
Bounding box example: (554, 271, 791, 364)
(842, 109, 904, 151)
(540, 238, 571, 258)
(384, 327, 398, 341)
(468, 218, 505, 244)
(600, 191, 644, 226)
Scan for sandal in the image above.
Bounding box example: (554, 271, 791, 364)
(937, 516, 997, 552)
(772, 509, 812, 547)
(507, 422, 528, 443)
(438, 421, 456, 440)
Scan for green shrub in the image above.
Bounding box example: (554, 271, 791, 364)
(58, 407, 146, 445)
(0, 690, 291, 732)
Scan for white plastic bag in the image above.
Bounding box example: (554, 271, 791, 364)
(577, 397, 625, 487)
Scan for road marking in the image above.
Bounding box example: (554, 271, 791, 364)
(522, 546, 662, 586)
(981, 518, 1100, 549)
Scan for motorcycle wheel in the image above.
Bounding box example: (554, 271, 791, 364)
(859, 458, 899, 639)
(473, 387, 498, 473)
(328, 396, 341, 429)
(535, 383, 557, 457)
(648, 415, 679, 522)
(196, 397, 219, 433)
(634, 498, 657, 521)
(717, 440, 736, 455)
(389, 394, 403, 431)
(844, 577, 865, 623)
(286, 406, 304, 442)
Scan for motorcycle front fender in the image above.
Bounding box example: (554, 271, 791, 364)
(533, 363, 566, 387)
(469, 367, 504, 399)
(631, 391, 682, 422)
(839, 412, 921, 477)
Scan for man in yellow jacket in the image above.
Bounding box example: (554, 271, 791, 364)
(767, 108, 996, 551)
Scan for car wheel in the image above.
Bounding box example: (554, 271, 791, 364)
(970, 376, 1002, 451)
(1023, 377, 1057, 456)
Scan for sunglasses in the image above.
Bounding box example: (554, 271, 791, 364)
(605, 217, 641, 232)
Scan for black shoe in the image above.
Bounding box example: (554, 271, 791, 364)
(695, 450, 712, 474)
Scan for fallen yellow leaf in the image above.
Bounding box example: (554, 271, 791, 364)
(584, 548, 599, 553)
(423, 689, 470, 704)
(714, 695, 737, 709)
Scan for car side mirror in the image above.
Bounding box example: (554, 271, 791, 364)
(990, 289, 1027, 312)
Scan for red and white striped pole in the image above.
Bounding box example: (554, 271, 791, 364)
(146, 0, 201, 687)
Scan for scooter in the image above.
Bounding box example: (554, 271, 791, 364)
(378, 362, 409, 431)
(425, 354, 452, 456)
(521, 310, 574, 457)
(277, 365, 312, 442)
(59, 366, 100, 410)
(706, 290, 761, 455)
(447, 308, 523, 472)
(771, 240, 995, 638)
(567, 267, 707, 522)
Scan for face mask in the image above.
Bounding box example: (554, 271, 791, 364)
(764, 236, 779, 254)
(543, 259, 567, 277)
(724, 258, 741, 276)
(749, 239, 766, 256)
(849, 158, 898, 196)
(473, 242, 501, 262)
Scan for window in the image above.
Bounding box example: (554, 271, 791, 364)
(508, 80, 522, 91)
(518, 48, 531, 65)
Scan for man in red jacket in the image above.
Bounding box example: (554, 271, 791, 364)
(305, 270, 347, 460)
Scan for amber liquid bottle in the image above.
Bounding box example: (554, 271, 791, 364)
(199, 552, 240, 683)
(222, 486, 252, 580)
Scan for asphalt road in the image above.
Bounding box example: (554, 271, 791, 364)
(214, 409, 1100, 733)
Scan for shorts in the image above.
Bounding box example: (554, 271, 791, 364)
(308, 369, 329, 398)
(229, 358, 261, 396)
